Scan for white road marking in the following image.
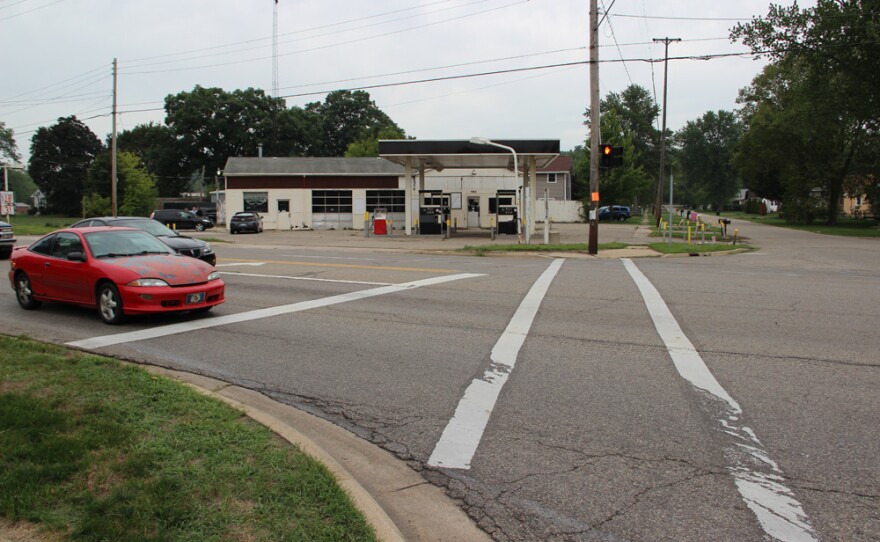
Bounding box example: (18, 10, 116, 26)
(65, 273, 484, 350)
(220, 271, 392, 286)
(215, 262, 267, 267)
(622, 259, 817, 542)
(428, 258, 564, 470)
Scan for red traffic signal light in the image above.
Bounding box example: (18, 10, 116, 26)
(599, 144, 623, 168)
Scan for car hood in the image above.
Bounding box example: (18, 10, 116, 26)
(157, 235, 205, 250)
(103, 254, 213, 286)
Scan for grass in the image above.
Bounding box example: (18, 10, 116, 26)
(462, 242, 628, 254)
(716, 212, 880, 237)
(0, 336, 377, 542)
(649, 242, 749, 254)
(4, 214, 76, 235)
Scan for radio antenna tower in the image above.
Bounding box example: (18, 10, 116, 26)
(272, 0, 279, 98)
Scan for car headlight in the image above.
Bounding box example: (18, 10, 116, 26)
(208, 271, 221, 281)
(127, 278, 169, 287)
(203, 242, 213, 253)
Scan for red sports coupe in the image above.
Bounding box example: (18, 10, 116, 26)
(8, 226, 224, 324)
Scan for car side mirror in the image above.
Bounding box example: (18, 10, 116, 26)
(67, 251, 87, 262)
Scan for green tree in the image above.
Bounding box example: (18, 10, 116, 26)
(28, 116, 102, 216)
(732, 0, 877, 223)
(676, 110, 743, 214)
(117, 123, 187, 197)
(164, 86, 287, 178)
(310, 90, 404, 157)
(85, 151, 158, 216)
(1, 120, 20, 163)
(5, 169, 38, 204)
(345, 126, 406, 157)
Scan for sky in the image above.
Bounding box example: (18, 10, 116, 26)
(1, 0, 813, 164)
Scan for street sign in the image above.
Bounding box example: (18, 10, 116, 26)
(1, 191, 14, 216)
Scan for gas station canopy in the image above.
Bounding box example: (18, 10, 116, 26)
(378, 139, 560, 171)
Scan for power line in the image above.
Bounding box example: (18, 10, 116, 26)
(0, 0, 66, 21)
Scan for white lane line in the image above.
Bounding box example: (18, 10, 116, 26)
(65, 273, 484, 350)
(622, 259, 817, 542)
(215, 262, 267, 267)
(220, 271, 392, 286)
(428, 258, 565, 470)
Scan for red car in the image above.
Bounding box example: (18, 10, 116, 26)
(8, 226, 225, 325)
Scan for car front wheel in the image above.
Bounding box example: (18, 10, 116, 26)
(195, 223, 206, 232)
(97, 283, 125, 325)
(15, 273, 42, 310)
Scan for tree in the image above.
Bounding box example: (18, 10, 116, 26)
(732, 1, 877, 223)
(85, 151, 158, 216)
(117, 123, 187, 197)
(28, 116, 102, 216)
(345, 126, 406, 157)
(310, 90, 404, 157)
(584, 85, 661, 207)
(1, 120, 20, 163)
(676, 110, 744, 214)
(164, 86, 287, 178)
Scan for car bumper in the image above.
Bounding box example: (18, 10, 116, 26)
(231, 224, 259, 232)
(118, 279, 225, 315)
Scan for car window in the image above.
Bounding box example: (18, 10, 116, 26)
(114, 218, 177, 237)
(50, 232, 84, 259)
(30, 234, 55, 255)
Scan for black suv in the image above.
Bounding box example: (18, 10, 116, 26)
(71, 216, 216, 266)
(150, 209, 213, 231)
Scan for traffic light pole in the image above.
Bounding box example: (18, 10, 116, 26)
(588, 0, 600, 255)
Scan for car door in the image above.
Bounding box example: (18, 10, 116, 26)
(43, 232, 92, 303)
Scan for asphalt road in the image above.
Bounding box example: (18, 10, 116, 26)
(1, 219, 878, 541)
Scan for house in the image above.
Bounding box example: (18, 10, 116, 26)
(30, 189, 46, 210)
(842, 193, 874, 218)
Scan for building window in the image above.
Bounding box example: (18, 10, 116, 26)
(278, 200, 290, 212)
(312, 190, 352, 213)
(546, 173, 558, 184)
(244, 192, 269, 213)
(366, 190, 405, 213)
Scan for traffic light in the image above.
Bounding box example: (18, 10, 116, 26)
(599, 144, 624, 168)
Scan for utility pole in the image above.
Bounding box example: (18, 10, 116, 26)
(111, 58, 118, 217)
(653, 38, 679, 227)
(588, 0, 600, 255)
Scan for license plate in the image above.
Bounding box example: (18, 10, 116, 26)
(186, 292, 205, 305)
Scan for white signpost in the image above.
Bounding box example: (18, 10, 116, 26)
(0, 191, 13, 216)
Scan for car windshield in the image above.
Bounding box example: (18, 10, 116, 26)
(112, 219, 178, 237)
(84, 230, 173, 258)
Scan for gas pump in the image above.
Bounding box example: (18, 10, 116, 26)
(418, 190, 450, 235)
(495, 189, 518, 235)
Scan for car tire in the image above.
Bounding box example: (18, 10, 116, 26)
(97, 283, 125, 325)
(195, 223, 206, 232)
(15, 272, 42, 310)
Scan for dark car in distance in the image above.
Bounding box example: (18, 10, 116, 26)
(71, 217, 216, 266)
(598, 205, 632, 221)
(230, 212, 263, 234)
(0, 219, 15, 259)
(150, 209, 213, 231)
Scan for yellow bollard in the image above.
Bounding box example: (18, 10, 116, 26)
(687, 225, 692, 245)
(733, 228, 739, 245)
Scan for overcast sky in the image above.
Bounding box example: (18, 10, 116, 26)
(1, 0, 812, 163)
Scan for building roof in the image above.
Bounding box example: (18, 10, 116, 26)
(224, 157, 404, 176)
(379, 139, 560, 171)
(537, 155, 572, 173)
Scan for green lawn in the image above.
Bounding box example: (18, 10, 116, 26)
(716, 212, 880, 237)
(0, 336, 376, 542)
(3, 214, 77, 235)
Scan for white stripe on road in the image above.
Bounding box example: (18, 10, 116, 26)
(65, 273, 484, 350)
(220, 271, 392, 286)
(215, 262, 267, 267)
(428, 258, 564, 470)
(622, 259, 817, 542)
